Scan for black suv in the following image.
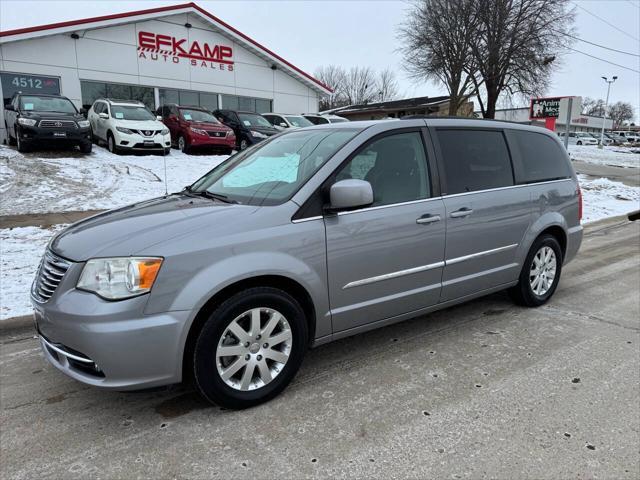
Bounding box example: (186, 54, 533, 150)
(4, 93, 91, 153)
(213, 109, 278, 150)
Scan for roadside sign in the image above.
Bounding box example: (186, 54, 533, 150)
(530, 97, 562, 119)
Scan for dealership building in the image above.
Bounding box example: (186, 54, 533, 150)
(0, 2, 331, 143)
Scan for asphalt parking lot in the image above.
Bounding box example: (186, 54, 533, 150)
(1, 217, 638, 479)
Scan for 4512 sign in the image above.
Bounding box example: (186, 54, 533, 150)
(137, 31, 234, 71)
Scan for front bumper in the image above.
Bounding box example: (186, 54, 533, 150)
(115, 131, 171, 151)
(19, 125, 91, 143)
(188, 130, 235, 149)
(33, 268, 189, 389)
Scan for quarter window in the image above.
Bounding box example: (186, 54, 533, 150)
(509, 130, 571, 183)
(437, 129, 514, 194)
(335, 132, 430, 207)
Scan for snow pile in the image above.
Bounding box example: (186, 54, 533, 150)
(0, 145, 228, 216)
(579, 174, 640, 223)
(0, 224, 66, 320)
(568, 145, 640, 169)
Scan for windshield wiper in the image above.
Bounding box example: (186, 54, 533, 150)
(182, 186, 237, 204)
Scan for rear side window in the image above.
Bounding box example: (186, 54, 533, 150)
(437, 129, 514, 194)
(509, 130, 571, 183)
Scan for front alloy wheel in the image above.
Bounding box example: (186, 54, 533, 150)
(216, 308, 292, 391)
(193, 287, 307, 409)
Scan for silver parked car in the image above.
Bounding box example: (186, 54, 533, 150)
(33, 118, 583, 408)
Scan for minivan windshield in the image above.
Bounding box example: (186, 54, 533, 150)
(191, 129, 359, 206)
(238, 113, 272, 128)
(20, 95, 77, 113)
(111, 105, 156, 121)
(180, 108, 220, 124)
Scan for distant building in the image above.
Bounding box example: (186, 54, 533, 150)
(484, 107, 613, 133)
(322, 96, 474, 121)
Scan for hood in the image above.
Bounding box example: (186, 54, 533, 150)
(50, 194, 257, 262)
(116, 119, 166, 130)
(189, 121, 231, 132)
(249, 125, 279, 135)
(21, 111, 84, 121)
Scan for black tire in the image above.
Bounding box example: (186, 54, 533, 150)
(164, 148, 171, 155)
(178, 135, 189, 154)
(16, 128, 29, 153)
(79, 141, 92, 154)
(239, 138, 249, 150)
(576, 141, 582, 146)
(107, 132, 119, 154)
(509, 234, 563, 307)
(6, 123, 16, 146)
(193, 287, 308, 409)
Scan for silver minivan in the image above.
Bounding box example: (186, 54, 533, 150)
(32, 118, 583, 408)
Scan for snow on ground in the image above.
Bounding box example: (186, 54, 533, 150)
(0, 224, 66, 320)
(578, 174, 640, 224)
(0, 144, 228, 216)
(568, 144, 640, 169)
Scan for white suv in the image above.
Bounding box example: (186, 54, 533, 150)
(88, 99, 171, 154)
(262, 113, 314, 130)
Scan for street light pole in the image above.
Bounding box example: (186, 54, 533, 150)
(599, 76, 617, 149)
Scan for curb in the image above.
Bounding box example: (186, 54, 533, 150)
(0, 213, 637, 336)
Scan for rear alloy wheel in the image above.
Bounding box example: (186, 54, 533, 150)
(509, 234, 562, 307)
(193, 287, 308, 409)
(239, 138, 248, 150)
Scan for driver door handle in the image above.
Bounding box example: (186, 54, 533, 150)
(416, 214, 441, 225)
(450, 208, 473, 218)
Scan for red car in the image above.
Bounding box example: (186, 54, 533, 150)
(158, 104, 235, 154)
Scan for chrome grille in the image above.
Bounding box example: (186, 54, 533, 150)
(132, 129, 160, 137)
(32, 250, 71, 303)
(39, 120, 77, 128)
(207, 131, 226, 138)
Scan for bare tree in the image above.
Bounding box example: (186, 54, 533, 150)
(608, 101, 635, 128)
(471, 0, 575, 118)
(314, 65, 347, 110)
(400, 0, 479, 115)
(581, 97, 606, 116)
(342, 66, 378, 105)
(376, 68, 400, 102)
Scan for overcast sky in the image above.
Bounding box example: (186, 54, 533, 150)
(1, 0, 638, 119)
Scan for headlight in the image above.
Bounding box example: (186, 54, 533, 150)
(251, 130, 267, 139)
(18, 118, 37, 127)
(161, 128, 169, 135)
(116, 126, 134, 135)
(77, 257, 163, 300)
(190, 127, 208, 135)
(77, 120, 90, 128)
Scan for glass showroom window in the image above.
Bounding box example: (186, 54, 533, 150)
(220, 94, 271, 113)
(158, 89, 219, 111)
(80, 81, 154, 110)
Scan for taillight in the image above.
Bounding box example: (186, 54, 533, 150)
(577, 184, 583, 222)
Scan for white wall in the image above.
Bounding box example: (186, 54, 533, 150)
(0, 12, 320, 142)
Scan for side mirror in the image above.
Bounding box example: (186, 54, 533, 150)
(328, 179, 373, 211)
(99, 112, 109, 119)
(4, 104, 14, 111)
(279, 122, 288, 128)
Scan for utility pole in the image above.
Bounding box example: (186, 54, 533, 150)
(599, 76, 617, 149)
